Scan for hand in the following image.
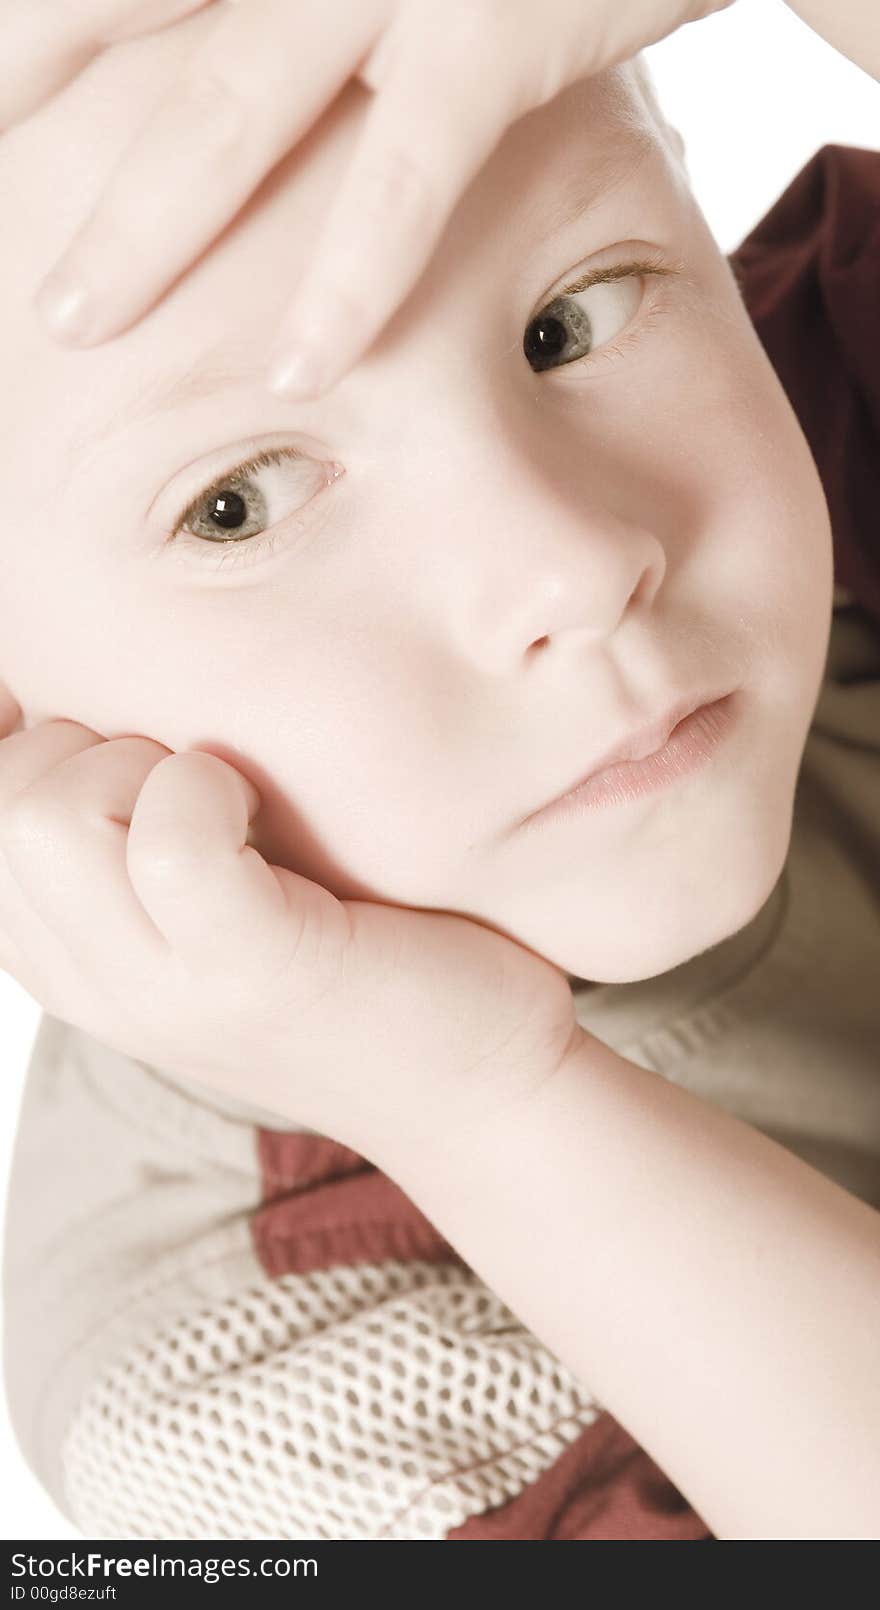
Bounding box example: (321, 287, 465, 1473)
(0, 701, 579, 1167)
(23, 0, 737, 398)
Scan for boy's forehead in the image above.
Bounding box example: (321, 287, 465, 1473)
(3, 14, 657, 280)
(1, 27, 665, 476)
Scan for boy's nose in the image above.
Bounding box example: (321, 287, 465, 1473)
(424, 453, 668, 675)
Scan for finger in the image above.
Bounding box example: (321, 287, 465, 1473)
(0, 721, 105, 981)
(266, 3, 544, 400)
(0, 718, 108, 808)
(0, 685, 23, 739)
(0, 733, 178, 973)
(126, 749, 333, 980)
(0, 0, 215, 131)
(33, 0, 389, 348)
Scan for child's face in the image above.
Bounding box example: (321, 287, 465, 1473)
(1, 20, 832, 985)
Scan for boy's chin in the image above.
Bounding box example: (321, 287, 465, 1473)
(536, 864, 786, 988)
(508, 795, 796, 988)
(539, 931, 720, 990)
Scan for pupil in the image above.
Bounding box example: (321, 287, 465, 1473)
(523, 313, 567, 371)
(210, 489, 247, 530)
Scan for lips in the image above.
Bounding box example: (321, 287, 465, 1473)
(545, 689, 730, 809)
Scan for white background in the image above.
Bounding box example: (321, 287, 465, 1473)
(1, 0, 877, 1544)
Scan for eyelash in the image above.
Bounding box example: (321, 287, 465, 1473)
(169, 446, 305, 574)
(169, 255, 677, 574)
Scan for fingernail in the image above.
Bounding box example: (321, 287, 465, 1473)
(35, 268, 94, 343)
(267, 339, 325, 400)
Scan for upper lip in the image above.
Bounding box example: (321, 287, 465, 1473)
(531, 687, 731, 818)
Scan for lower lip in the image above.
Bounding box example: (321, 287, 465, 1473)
(524, 693, 740, 829)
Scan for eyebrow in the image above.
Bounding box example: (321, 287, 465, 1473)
(126, 349, 260, 420)
(522, 128, 654, 250)
(64, 343, 266, 474)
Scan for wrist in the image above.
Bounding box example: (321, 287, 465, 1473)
(372, 1015, 601, 1187)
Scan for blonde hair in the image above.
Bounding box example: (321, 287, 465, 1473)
(627, 50, 687, 169)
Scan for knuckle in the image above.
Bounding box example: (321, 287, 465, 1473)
(422, 0, 540, 111)
(1, 787, 70, 847)
(177, 64, 251, 149)
(437, 0, 506, 55)
(135, 748, 213, 810)
(100, 0, 211, 45)
(358, 143, 436, 227)
(129, 837, 210, 887)
(39, 718, 100, 743)
(110, 736, 174, 772)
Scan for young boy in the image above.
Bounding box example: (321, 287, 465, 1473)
(2, 9, 878, 1539)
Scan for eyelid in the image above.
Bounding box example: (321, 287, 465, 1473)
(535, 244, 685, 314)
(145, 432, 341, 535)
(172, 445, 308, 538)
(521, 247, 685, 381)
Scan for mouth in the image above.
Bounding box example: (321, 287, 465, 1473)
(519, 688, 740, 830)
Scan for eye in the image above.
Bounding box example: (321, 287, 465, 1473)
(169, 446, 341, 570)
(523, 257, 669, 374)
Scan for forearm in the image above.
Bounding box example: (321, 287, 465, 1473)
(782, 1, 880, 80)
(382, 1031, 880, 1539)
